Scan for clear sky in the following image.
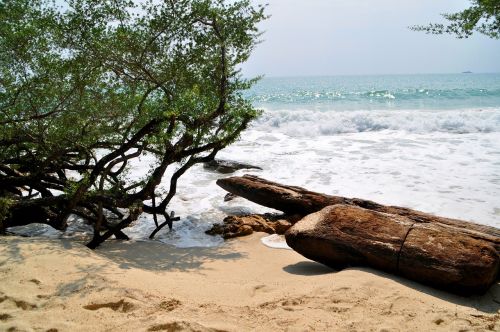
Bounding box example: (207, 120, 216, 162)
(241, 0, 500, 77)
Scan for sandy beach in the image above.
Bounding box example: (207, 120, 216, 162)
(2, 1, 499, 331)
(0, 234, 498, 332)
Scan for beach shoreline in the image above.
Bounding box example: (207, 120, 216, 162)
(1, 234, 498, 331)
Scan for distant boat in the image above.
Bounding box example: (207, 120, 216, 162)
(462, 71, 473, 74)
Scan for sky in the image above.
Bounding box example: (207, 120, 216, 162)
(241, 0, 500, 77)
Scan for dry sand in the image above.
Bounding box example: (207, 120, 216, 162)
(0, 234, 499, 332)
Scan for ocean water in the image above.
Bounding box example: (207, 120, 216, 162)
(10, 74, 500, 247)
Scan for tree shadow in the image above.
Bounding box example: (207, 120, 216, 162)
(94, 239, 246, 273)
(0, 236, 24, 266)
(283, 261, 336, 276)
(0, 236, 82, 267)
(0, 236, 112, 301)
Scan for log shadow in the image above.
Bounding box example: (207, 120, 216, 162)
(283, 261, 337, 276)
(94, 240, 246, 273)
(347, 267, 500, 314)
(282, 260, 499, 314)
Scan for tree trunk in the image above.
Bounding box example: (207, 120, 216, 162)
(216, 175, 500, 253)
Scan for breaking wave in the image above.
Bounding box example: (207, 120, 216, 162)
(252, 108, 500, 137)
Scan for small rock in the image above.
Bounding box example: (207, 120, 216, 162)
(205, 224, 225, 236)
(272, 220, 293, 234)
(203, 159, 262, 174)
(224, 193, 238, 202)
(225, 225, 254, 239)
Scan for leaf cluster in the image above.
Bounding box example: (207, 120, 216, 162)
(411, 0, 500, 39)
(0, 0, 266, 247)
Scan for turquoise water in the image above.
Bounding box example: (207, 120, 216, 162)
(12, 74, 500, 244)
(247, 73, 500, 111)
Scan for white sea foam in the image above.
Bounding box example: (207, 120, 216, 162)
(261, 234, 291, 250)
(9, 108, 500, 248)
(133, 120, 500, 248)
(254, 108, 500, 136)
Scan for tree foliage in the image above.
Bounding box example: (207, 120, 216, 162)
(0, 0, 266, 248)
(411, 0, 500, 39)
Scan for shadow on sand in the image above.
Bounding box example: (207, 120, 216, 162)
(283, 260, 500, 314)
(352, 267, 500, 314)
(283, 261, 336, 276)
(0, 235, 85, 266)
(3, 236, 499, 315)
(94, 239, 246, 273)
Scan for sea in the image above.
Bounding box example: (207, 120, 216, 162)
(11, 73, 500, 248)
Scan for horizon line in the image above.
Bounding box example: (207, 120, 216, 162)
(243, 71, 500, 79)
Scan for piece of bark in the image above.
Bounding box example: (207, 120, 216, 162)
(286, 205, 499, 295)
(223, 193, 237, 202)
(216, 175, 500, 252)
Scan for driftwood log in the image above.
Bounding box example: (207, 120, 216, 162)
(285, 205, 499, 295)
(216, 175, 500, 293)
(216, 175, 500, 253)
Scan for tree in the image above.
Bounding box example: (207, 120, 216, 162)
(411, 0, 500, 39)
(0, 0, 266, 248)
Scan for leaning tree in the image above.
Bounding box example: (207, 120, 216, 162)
(0, 0, 266, 248)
